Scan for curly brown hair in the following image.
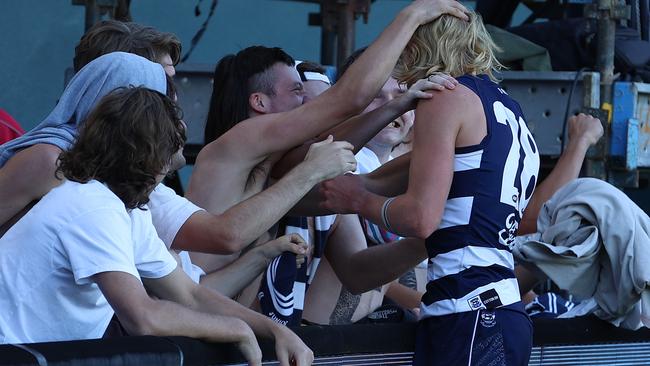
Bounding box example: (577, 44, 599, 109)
(58, 87, 186, 209)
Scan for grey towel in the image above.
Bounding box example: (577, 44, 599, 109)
(0, 52, 166, 167)
(513, 178, 650, 329)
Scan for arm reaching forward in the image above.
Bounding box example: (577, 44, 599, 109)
(517, 113, 603, 234)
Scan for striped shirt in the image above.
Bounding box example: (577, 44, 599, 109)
(420, 75, 540, 318)
(258, 215, 336, 325)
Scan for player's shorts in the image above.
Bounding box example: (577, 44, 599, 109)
(414, 302, 532, 366)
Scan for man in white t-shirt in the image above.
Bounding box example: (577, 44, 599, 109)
(0, 87, 313, 366)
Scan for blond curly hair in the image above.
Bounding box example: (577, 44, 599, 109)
(394, 11, 503, 86)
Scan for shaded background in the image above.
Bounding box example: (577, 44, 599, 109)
(0, 0, 535, 131)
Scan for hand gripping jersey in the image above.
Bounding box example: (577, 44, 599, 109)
(258, 215, 336, 326)
(420, 75, 540, 319)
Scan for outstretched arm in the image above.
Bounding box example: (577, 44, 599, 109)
(199, 234, 307, 298)
(177, 138, 356, 254)
(272, 76, 455, 178)
(289, 151, 414, 217)
(141, 267, 314, 366)
(517, 113, 603, 235)
(325, 214, 427, 294)
(362, 152, 412, 196)
(95, 270, 264, 365)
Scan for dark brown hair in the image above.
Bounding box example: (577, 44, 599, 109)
(58, 87, 186, 209)
(74, 20, 181, 72)
(204, 46, 295, 144)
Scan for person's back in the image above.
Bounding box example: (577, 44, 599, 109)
(0, 179, 172, 343)
(318, 10, 540, 365)
(0, 86, 183, 344)
(391, 13, 539, 366)
(420, 73, 538, 318)
(0, 17, 181, 235)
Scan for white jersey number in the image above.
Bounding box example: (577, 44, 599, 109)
(493, 101, 540, 217)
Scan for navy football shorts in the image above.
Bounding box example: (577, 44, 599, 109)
(414, 302, 532, 366)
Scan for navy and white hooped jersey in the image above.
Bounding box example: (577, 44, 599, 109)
(420, 74, 540, 319)
(258, 215, 336, 326)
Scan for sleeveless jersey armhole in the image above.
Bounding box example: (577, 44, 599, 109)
(455, 75, 493, 154)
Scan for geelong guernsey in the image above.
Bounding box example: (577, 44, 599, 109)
(420, 75, 540, 318)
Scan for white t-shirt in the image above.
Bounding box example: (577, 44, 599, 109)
(148, 183, 202, 248)
(0, 180, 178, 344)
(148, 183, 205, 283)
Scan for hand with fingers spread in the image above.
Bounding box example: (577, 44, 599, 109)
(272, 326, 314, 366)
(303, 135, 357, 181)
(394, 73, 458, 112)
(320, 174, 369, 215)
(405, 0, 470, 25)
(426, 72, 458, 90)
(256, 233, 309, 268)
(567, 113, 604, 149)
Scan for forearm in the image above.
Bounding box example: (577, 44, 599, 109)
(290, 175, 394, 217)
(288, 185, 332, 216)
(289, 152, 410, 216)
(333, 10, 420, 113)
(135, 298, 254, 343)
(273, 102, 407, 179)
(191, 285, 283, 340)
(326, 100, 409, 154)
(363, 153, 411, 196)
(356, 191, 432, 239)
(200, 249, 269, 298)
(342, 238, 427, 294)
(519, 140, 589, 235)
(179, 162, 321, 254)
(385, 281, 423, 310)
(225, 163, 319, 244)
(306, 155, 411, 217)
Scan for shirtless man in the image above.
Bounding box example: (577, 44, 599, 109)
(188, 0, 468, 270)
(187, 1, 470, 323)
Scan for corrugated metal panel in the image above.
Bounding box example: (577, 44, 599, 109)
(529, 343, 650, 365)
(226, 352, 415, 365)
(226, 343, 650, 365)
